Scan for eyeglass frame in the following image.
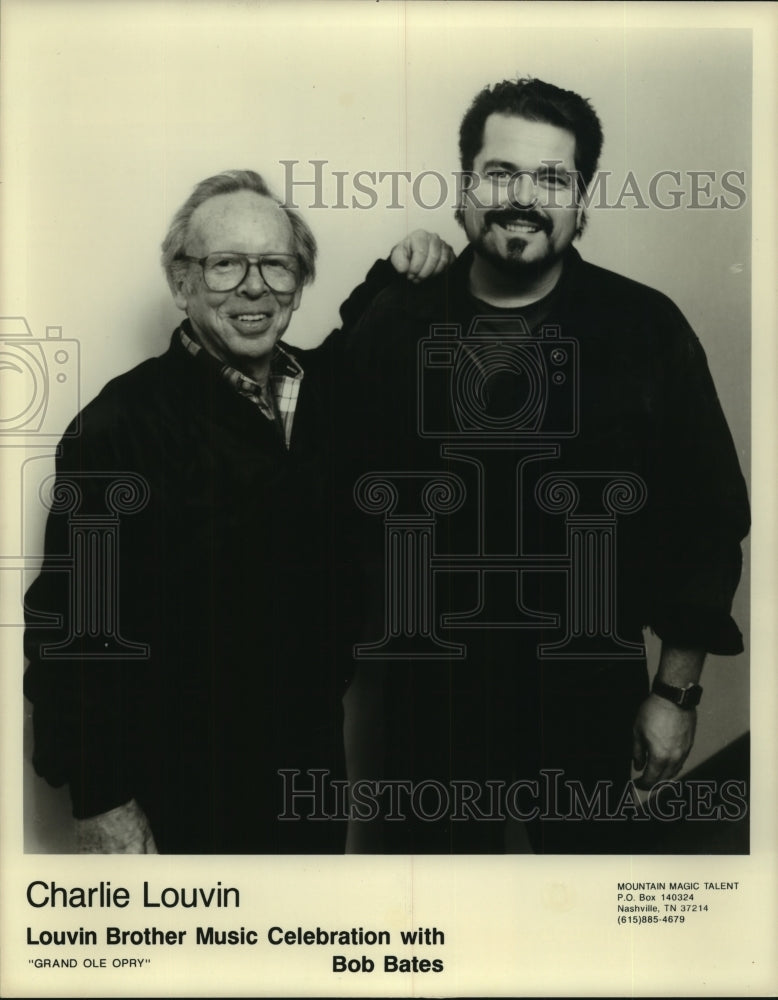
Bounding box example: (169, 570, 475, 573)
(176, 252, 304, 293)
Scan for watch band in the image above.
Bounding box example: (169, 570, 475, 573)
(651, 678, 703, 710)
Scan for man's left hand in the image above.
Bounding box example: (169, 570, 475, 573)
(631, 693, 697, 790)
(390, 230, 455, 283)
(75, 799, 158, 854)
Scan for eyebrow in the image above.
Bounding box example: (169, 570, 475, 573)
(482, 159, 522, 172)
(481, 158, 571, 176)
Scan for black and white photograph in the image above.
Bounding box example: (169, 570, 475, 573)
(1, 1, 776, 996)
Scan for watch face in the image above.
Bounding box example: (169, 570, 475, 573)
(682, 684, 703, 708)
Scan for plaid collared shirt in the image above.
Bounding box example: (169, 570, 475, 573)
(179, 326, 303, 448)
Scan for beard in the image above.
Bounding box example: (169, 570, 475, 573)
(472, 207, 564, 281)
(475, 234, 561, 284)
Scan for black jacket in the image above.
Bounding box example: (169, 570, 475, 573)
(340, 246, 750, 655)
(24, 328, 352, 852)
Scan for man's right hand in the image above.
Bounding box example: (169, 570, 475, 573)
(75, 799, 158, 854)
(390, 230, 455, 283)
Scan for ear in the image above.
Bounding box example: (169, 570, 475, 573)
(291, 286, 303, 312)
(169, 270, 190, 311)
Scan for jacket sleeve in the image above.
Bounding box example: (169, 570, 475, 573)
(647, 304, 750, 655)
(309, 258, 399, 362)
(23, 416, 147, 818)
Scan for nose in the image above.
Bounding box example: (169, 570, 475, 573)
(507, 172, 538, 208)
(238, 261, 267, 296)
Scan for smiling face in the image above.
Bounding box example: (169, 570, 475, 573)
(461, 113, 582, 289)
(172, 190, 302, 382)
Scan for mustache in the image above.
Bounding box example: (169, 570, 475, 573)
(484, 208, 552, 234)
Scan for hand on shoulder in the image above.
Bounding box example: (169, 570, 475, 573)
(390, 230, 456, 283)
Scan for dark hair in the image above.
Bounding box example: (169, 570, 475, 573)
(459, 77, 604, 194)
(161, 169, 317, 291)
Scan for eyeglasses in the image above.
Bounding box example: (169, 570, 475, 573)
(178, 252, 302, 293)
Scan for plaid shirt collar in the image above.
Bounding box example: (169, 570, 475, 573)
(178, 324, 303, 448)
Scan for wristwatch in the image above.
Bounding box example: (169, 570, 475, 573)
(651, 677, 703, 710)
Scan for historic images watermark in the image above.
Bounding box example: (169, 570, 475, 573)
(280, 160, 748, 212)
(31, 472, 151, 660)
(276, 768, 748, 824)
(1, 317, 82, 629)
(354, 313, 647, 661)
(0, 318, 80, 438)
(0, 315, 148, 655)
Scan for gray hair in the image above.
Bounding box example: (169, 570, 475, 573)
(161, 169, 317, 291)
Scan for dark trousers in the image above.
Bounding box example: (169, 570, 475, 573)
(368, 639, 649, 854)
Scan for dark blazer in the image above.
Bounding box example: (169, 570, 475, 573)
(341, 246, 750, 655)
(336, 246, 750, 852)
(24, 328, 351, 853)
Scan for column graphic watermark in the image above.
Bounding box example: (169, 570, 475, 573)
(1, 316, 149, 656)
(355, 314, 648, 659)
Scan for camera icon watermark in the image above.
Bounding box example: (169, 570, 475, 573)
(1, 317, 148, 655)
(418, 317, 578, 440)
(0, 317, 80, 439)
(1, 317, 83, 628)
(356, 314, 647, 660)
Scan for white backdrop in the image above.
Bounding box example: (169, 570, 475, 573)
(2, 3, 777, 997)
(5, 1, 752, 788)
(2, 4, 752, 410)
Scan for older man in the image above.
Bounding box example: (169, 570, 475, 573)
(342, 78, 750, 852)
(23, 169, 449, 854)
